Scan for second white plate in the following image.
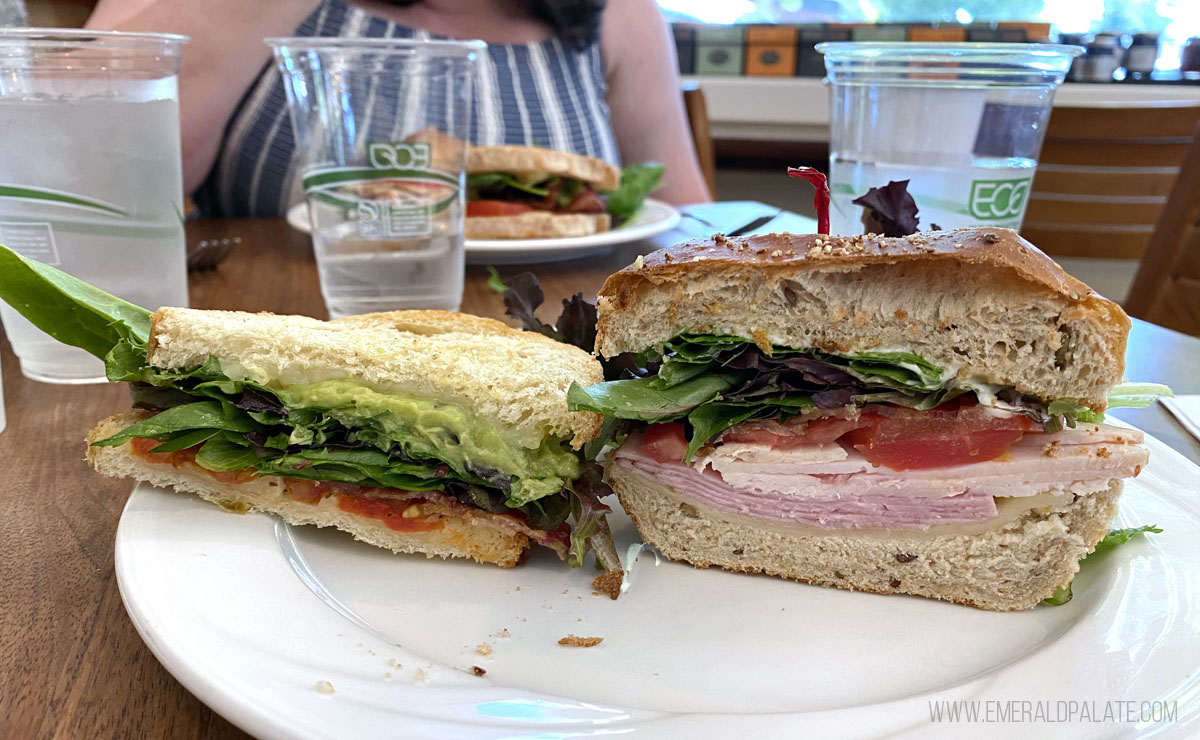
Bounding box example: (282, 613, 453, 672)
(286, 199, 682, 265)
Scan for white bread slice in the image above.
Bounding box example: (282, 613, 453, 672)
(146, 308, 603, 450)
(608, 457, 1120, 611)
(595, 228, 1129, 410)
(467, 145, 620, 190)
(466, 212, 611, 240)
(89, 413, 533, 567)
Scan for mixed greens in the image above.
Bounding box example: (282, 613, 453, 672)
(604, 162, 666, 223)
(0, 246, 619, 569)
(567, 332, 1172, 461)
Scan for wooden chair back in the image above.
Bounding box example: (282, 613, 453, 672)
(682, 81, 718, 199)
(1021, 104, 1200, 259)
(1124, 119, 1200, 336)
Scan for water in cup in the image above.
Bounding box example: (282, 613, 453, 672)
(819, 43, 1082, 235)
(271, 38, 482, 318)
(301, 141, 466, 316)
(830, 156, 1037, 233)
(0, 30, 188, 383)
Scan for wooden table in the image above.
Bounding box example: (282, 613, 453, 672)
(3, 217, 1198, 739)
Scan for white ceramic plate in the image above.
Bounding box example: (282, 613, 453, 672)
(286, 199, 682, 265)
(115, 428, 1200, 739)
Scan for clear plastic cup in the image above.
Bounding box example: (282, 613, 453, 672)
(819, 42, 1083, 235)
(0, 29, 189, 383)
(269, 37, 483, 318)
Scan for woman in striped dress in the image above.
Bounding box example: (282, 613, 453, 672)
(86, 0, 712, 218)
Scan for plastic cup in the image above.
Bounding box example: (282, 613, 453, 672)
(819, 42, 1083, 235)
(269, 37, 483, 319)
(0, 28, 188, 383)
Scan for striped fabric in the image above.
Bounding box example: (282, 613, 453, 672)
(194, 0, 619, 218)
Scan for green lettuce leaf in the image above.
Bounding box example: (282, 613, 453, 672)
(195, 435, 262, 471)
(1093, 524, 1163, 553)
(603, 162, 665, 223)
(90, 401, 265, 446)
(685, 403, 772, 460)
(1042, 524, 1161, 606)
(844, 351, 946, 392)
(567, 374, 738, 421)
(466, 171, 553, 198)
(0, 244, 151, 360)
(1105, 382, 1174, 409)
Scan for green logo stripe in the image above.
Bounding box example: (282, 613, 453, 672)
(306, 190, 459, 216)
(968, 177, 1032, 220)
(0, 185, 128, 216)
(302, 167, 457, 190)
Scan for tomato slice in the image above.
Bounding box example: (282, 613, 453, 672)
(335, 494, 445, 532)
(841, 405, 1039, 470)
(641, 422, 689, 463)
(467, 199, 535, 217)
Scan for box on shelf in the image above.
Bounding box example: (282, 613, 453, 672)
(798, 25, 850, 77)
(695, 26, 745, 76)
(908, 25, 968, 42)
(850, 24, 908, 41)
(673, 24, 696, 75)
(745, 26, 798, 76)
(966, 26, 1028, 42)
(998, 21, 1052, 42)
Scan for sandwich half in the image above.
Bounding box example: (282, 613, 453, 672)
(466, 145, 620, 239)
(84, 308, 608, 567)
(570, 228, 1153, 610)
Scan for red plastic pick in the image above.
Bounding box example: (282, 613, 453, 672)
(787, 166, 830, 235)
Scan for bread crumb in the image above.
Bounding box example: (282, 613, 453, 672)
(514, 586, 520, 591)
(384, 672, 392, 679)
(386, 658, 400, 668)
(493, 628, 510, 638)
(770, 249, 782, 258)
(314, 680, 335, 695)
(558, 634, 604, 647)
(592, 569, 623, 600)
(471, 666, 487, 677)
(414, 669, 430, 686)
(633, 254, 644, 270)
(476, 642, 493, 657)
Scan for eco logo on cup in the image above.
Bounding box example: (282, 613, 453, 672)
(968, 177, 1032, 221)
(302, 141, 459, 239)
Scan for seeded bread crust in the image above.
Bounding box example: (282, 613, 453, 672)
(467, 145, 620, 190)
(89, 412, 533, 567)
(466, 212, 611, 240)
(594, 228, 1129, 409)
(146, 308, 603, 449)
(608, 457, 1121, 611)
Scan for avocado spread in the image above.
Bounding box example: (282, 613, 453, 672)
(276, 380, 579, 503)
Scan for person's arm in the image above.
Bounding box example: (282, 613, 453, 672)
(86, 0, 320, 194)
(599, 0, 712, 205)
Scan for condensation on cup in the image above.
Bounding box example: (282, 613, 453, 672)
(0, 29, 189, 383)
(819, 42, 1083, 236)
(269, 37, 483, 318)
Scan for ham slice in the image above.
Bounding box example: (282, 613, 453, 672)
(613, 422, 1146, 530)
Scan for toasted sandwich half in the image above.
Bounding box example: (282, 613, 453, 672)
(466, 145, 620, 239)
(570, 227, 1157, 610)
(84, 308, 607, 567)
